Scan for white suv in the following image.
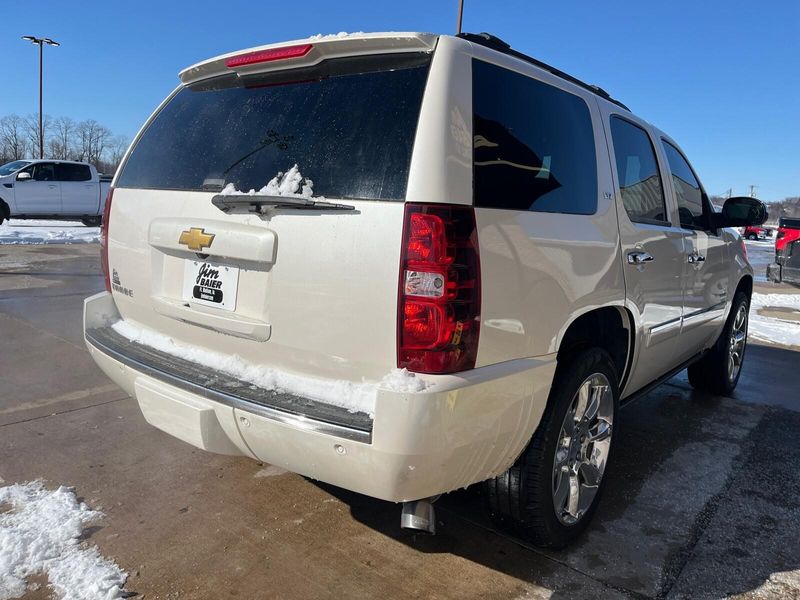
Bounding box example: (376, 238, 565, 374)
(84, 32, 767, 547)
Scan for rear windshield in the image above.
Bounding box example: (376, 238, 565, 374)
(117, 53, 431, 200)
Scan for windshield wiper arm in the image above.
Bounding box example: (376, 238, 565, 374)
(212, 194, 355, 213)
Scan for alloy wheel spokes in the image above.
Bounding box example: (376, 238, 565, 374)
(727, 304, 748, 382)
(552, 373, 614, 525)
(588, 418, 612, 442)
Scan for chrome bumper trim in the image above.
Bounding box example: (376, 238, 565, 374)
(86, 328, 372, 444)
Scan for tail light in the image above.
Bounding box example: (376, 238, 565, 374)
(398, 203, 481, 374)
(100, 187, 114, 293)
(225, 44, 313, 68)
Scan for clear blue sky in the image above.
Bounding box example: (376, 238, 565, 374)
(1, 0, 797, 201)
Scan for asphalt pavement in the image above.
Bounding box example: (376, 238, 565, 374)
(1, 244, 799, 600)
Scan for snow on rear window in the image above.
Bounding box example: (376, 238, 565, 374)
(220, 164, 318, 198)
(117, 53, 431, 200)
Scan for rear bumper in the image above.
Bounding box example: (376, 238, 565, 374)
(84, 292, 557, 502)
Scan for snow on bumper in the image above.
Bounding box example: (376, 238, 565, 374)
(84, 292, 556, 502)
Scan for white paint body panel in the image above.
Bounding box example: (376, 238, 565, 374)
(85, 33, 754, 502)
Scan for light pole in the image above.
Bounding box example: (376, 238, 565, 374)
(21, 35, 60, 159)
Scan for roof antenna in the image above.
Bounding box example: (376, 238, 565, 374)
(456, 0, 465, 34)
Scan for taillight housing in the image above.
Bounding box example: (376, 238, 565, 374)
(100, 187, 113, 293)
(398, 203, 481, 374)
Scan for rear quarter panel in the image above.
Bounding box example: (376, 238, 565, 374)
(424, 40, 625, 365)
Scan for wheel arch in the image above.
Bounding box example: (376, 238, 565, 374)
(555, 306, 634, 391)
(0, 197, 9, 220)
(735, 274, 753, 301)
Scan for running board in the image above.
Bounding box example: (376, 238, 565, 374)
(620, 352, 705, 407)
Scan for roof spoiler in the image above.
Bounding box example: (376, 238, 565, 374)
(179, 32, 438, 85)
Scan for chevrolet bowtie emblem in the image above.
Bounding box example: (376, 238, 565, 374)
(178, 227, 215, 251)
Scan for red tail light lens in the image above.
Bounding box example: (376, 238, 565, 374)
(225, 44, 313, 68)
(398, 204, 481, 374)
(100, 187, 113, 293)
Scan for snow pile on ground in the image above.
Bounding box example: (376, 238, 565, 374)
(220, 165, 317, 199)
(745, 239, 775, 247)
(111, 319, 429, 416)
(0, 220, 99, 245)
(0, 481, 126, 600)
(750, 292, 800, 347)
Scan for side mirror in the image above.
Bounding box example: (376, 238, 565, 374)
(715, 196, 768, 228)
(16, 171, 32, 182)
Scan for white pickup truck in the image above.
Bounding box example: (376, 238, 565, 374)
(0, 159, 112, 226)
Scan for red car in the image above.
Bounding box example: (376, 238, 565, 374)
(767, 217, 800, 285)
(743, 225, 771, 240)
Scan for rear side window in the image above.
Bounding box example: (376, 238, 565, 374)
(117, 54, 431, 200)
(661, 140, 707, 230)
(472, 60, 597, 214)
(56, 163, 91, 182)
(609, 117, 668, 225)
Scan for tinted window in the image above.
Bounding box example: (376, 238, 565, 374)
(56, 163, 91, 182)
(117, 54, 430, 200)
(472, 60, 597, 214)
(31, 163, 56, 181)
(662, 140, 706, 229)
(609, 117, 668, 224)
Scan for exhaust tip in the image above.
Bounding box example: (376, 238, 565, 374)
(400, 498, 436, 535)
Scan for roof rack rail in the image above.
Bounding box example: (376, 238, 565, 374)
(457, 32, 630, 111)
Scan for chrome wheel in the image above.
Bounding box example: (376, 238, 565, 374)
(727, 303, 748, 383)
(552, 373, 614, 525)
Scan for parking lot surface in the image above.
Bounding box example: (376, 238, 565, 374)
(1, 244, 799, 600)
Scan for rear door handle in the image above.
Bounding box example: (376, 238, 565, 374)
(627, 251, 654, 265)
(48, 184, 57, 189)
(688, 253, 706, 264)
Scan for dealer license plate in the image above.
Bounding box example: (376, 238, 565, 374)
(182, 260, 239, 311)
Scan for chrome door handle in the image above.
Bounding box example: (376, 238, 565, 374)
(688, 253, 706, 264)
(627, 251, 654, 265)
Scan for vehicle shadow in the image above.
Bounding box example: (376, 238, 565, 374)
(315, 344, 800, 599)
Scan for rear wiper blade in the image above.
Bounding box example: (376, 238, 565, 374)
(211, 194, 355, 213)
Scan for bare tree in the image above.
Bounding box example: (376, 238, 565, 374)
(75, 119, 112, 165)
(0, 115, 29, 161)
(48, 116, 76, 159)
(106, 134, 130, 171)
(23, 113, 52, 158)
(1, 112, 133, 168)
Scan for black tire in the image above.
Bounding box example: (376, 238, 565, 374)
(0, 200, 8, 225)
(485, 347, 619, 548)
(687, 291, 750, 396)
(747, 233, 758, 240)
(81, 216, 102, 227)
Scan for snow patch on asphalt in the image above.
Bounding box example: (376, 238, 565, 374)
(254, 466, 287, 479)
(0, 481, 126, 600)
(111, 319, 429, 417)
(750, 293, 800, 347)
(0, 219, 99, 245)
